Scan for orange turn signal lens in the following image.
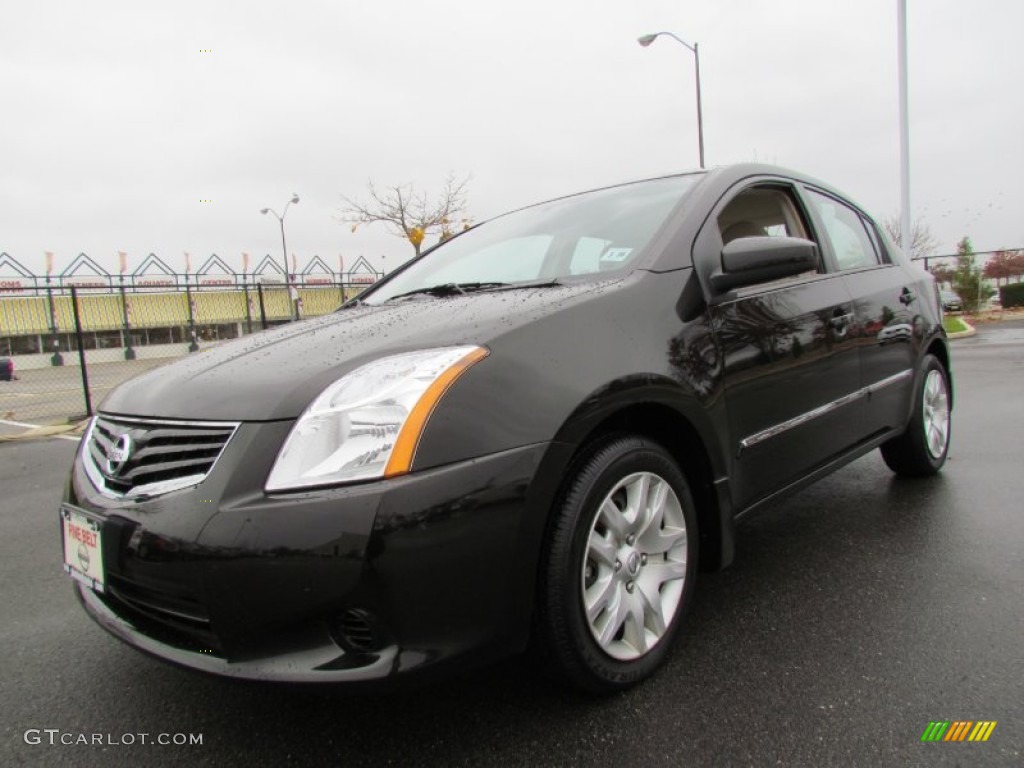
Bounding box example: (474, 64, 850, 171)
(383, 347, 489, 477)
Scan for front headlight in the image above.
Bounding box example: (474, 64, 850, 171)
(265, 346, 488, 491)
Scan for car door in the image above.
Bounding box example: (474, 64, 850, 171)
(696, 181, 863, 511)
(801, 187, 919, 435)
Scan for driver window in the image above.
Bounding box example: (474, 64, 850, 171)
(718, 187, 809, 245)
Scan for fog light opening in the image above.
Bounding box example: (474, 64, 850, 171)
(330, 608, 381, 654)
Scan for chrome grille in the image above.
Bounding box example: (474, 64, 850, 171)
(84, 415, 238, 498)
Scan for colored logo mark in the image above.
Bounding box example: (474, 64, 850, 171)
(921, 721, 997, 742)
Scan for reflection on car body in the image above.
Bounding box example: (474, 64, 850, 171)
(877, 323, 914, 345)
(61, 164, 953, 692)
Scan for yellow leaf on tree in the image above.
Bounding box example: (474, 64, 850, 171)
(408, 227, 425, 246)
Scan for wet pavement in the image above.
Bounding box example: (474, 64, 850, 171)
(956, 316, 1024, 346)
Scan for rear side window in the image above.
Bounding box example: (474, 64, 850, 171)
(806, 190, 881, 271)
(861, 217, 891, 264)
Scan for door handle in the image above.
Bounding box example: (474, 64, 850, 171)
(900, 287, 917, 305)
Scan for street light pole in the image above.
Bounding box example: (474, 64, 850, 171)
(638, 31, 706, 169)
(897, 0, 912, 259)
(693, 42, 705, 170)
(260, 193, 300, 321)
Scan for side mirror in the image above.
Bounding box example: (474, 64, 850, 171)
(710, 236, 820, 292)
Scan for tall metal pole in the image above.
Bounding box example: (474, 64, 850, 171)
(70, 287, 93, 417)
(261, 195, 300, 322)
(278, 218, 289, 287)
(257, 283, 268, 330)
(897, 0, 912, 258)
(693, 42, 705, 169)
(243, 279, 254, 335)
(638, 32, 706, 169)
(185, 277, 199, 352)
(278, 217, 298, 322)
(119, 275, 136, 360)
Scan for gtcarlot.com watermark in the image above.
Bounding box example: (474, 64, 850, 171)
(24, 729, 202, 747)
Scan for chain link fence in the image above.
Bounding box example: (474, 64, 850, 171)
(0, 281, 355, 425)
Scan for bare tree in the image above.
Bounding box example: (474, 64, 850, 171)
(882, 215, 939, 260)
(340, 174, 472, 257)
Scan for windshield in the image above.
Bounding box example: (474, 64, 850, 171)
(361, 175, 700, 304)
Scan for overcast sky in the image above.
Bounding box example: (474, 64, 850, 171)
(1, 0, 1021, 277)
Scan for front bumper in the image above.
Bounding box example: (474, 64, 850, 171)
(65, 420, 555, 682)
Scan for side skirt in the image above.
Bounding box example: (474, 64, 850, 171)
(735, 425, 905, 522)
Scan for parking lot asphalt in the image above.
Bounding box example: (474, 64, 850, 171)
(0, 357, 173, 424)
(1, 324, 1021, 767)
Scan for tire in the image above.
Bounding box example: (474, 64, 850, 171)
(880, 354, 951, 476)
(536, 435, 698, 693)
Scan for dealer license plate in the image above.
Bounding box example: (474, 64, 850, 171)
(61, 506, 105, 592)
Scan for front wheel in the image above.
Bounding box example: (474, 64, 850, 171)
(536, 436, 698, 693)
(880, 354, 951, 476)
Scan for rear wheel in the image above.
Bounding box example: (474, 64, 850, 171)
(880, 354, 951, 476)
(536, 436, 698, 692)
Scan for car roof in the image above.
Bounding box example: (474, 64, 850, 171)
(498, 163, 854, 221)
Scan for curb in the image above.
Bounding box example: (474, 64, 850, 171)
(947, 319, 977, 339)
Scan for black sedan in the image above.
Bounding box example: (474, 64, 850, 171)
(61, 164, 952, 692)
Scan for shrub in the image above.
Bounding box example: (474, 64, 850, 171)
(1000, 283, 1024, 309)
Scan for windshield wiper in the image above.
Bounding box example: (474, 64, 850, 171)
(387, 282, 510, 300)
(386, 279, 564, 302)
(484, 279, 562, 292)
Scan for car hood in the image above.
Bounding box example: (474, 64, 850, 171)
(101, 281, 620, 421)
